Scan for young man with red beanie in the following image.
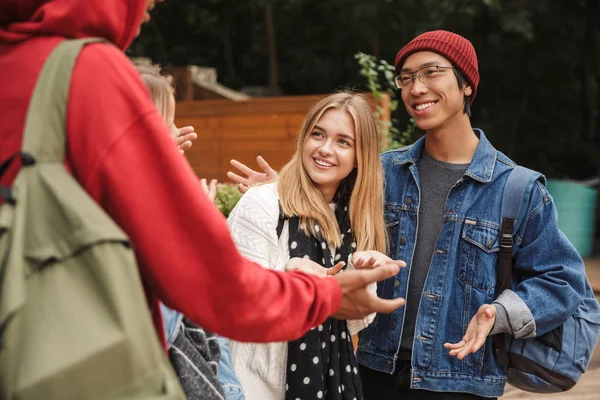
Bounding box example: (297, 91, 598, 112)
(354, 30, 590, 399)
(227, 30, 592, 399)
(0, 0, 405, 354)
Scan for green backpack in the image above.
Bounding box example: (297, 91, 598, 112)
(0, 39, 185, 399)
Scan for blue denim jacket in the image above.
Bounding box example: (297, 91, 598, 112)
(357, 130, 587, 397)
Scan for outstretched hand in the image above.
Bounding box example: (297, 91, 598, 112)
(444, 304, 496, 360)
(174, 125, 198, 153)
(200, 178, 218, 202)
(351, 250, 406, 270)
(285, 257, 345, 277)
(227, 156, 277, 193)
(332, 263, 405, 320)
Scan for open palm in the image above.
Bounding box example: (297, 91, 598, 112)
(444, 304, 496, 360)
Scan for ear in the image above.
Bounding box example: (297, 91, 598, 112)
(463, 85, 473, 97)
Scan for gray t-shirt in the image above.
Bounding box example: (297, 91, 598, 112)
(399, 151, 469, 356)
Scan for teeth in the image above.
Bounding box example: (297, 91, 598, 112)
(315, 159, 334, 167)
(415, 102, 435, 111)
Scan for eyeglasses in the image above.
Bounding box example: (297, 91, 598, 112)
(394, 66, 455, 89)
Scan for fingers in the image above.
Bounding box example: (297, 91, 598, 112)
(484, 305, 495, 319)
(256, 156, 277, 178)
(327, 262, 345, 276)
(178, 140, 193, 152)
(354, 256, 377, 269)
(443, 341, 466, 350)
(367, 296, 406, 314)
(284, 265, 300, 273)
(174, 128, 197, 145)
(226, 171, 249, 186)
(237, 183, 249, 194)
(179, 131, 197, 143)
(230, 159, 258, 177)
(466, 333, 488, 357)
(200, 178, 208, 194)
(339, 264, 401, 292)
(445, 305, 496, 360)
(207, 179, 217, 202)
(178, 125, 195, 136)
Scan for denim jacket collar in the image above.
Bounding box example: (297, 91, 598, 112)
(391, 128, 497, 183)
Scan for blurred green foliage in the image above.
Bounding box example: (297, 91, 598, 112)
(214, 183, 243, 217)
(131, 0, 600, 181)
(355, 51, 414, 151)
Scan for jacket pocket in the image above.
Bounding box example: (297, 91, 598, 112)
(384, 208, 400, 258)
(458, 220, 500, 291)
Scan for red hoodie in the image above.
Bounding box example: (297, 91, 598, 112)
(0, 0, 341, 346)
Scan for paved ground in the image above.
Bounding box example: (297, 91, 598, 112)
(500, 257, 600, 399)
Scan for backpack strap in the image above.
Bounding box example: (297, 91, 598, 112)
(20, 38, 106, 162)
(0, 38, 106, 349)
(494, 165, 541, 365)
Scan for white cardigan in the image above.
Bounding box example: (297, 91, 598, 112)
(227, 183, 376, 400)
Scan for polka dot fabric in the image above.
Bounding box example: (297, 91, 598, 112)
(284, 201, 363, 400)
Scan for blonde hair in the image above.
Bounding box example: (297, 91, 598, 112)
(278, 92, 387, 253)
(135, 63, 174, 125)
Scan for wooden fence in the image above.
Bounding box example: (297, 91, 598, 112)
(176, 94, 390, 182)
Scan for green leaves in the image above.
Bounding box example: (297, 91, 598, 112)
(354, 51, 414, 152)
(214, 184, 244, 217)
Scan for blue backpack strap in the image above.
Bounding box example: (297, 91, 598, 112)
(501, 166, 541, 234)
(494, 166, 541, 365)
(497, 166, 540, 292)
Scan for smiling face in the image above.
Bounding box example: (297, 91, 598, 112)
(301, 108, 357, 202)
(400, 51, 472, 132)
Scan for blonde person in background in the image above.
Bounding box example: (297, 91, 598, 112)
(136, 63, 217, 196)
(135, 63, 241, 399)
(227, 92, 406, 400)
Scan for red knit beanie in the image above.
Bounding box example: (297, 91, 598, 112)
(394, 30, 479, 102)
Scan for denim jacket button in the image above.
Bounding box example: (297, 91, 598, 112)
(399, 237, 407, 245)
(394, 279, 400, 288)
(405, 197, 412, 205)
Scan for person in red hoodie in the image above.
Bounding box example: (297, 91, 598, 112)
(0, 0, 405, 347)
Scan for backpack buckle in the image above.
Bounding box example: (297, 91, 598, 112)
(0, 186, 15, 205)
(501, 233, 513, 251)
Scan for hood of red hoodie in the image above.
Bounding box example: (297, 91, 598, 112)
(0, 0, 147, 50)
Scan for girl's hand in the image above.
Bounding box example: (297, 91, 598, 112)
(351, 251, 406, 270)
(285, 257, 345, 277)
(200, 178, 218, 202)
(174, 125, 197, 153)
(227, 156, 277, 193)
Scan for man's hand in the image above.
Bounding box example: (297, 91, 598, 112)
(444, 304, 496, 360)
(200, 178, 218, 202)
(227, 156, 277, 193)
(332, 263, 405, 320)
(351, 250, 406, 270)
(174, 125, 197, 153)
(285, 257, 345, 277)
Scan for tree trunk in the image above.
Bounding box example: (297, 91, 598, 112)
(582, 0, 600, 178)
(221, 15, 236, 80)
(265, 3, 279, 95)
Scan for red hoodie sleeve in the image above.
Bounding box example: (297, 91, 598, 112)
(66, 43, 342, 342)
